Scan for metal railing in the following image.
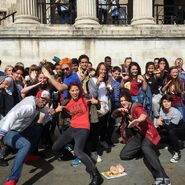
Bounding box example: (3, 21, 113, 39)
(154, 4, 185, 24)
(37, 1, 128, 25)
(0, 11, 17, 25)
(97, 3, 128, 25)
(37, 1, 76, 24)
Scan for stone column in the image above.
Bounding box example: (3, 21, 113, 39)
(131, 0, 155, 25)
(74, 0, 99, 27)
(14, 0, 40, 24)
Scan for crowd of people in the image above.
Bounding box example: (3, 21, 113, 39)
(0, 55, 185, 185)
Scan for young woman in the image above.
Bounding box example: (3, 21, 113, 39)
(121, 62, 147, 103)
(155, 94, 184, 163)
(112, 92, 171, 185)
(120, 57, 132, 77)
(88, 62, 111, 153)
(52, 83, 103, 185)
(4, 65, 13, 76)
(144, 62, 162, 118)
(161, 66, 185, 121)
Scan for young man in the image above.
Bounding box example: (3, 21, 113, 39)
(107, 66, 122, 145)
(77, 54, 90, 94)
(104, 56, 112, 75)
(112, 92, 171, 185)
(0, 91, 50, 185)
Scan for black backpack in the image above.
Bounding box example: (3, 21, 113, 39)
(0, 77, 20, 117)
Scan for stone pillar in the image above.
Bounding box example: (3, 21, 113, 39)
(131, 0, 155, 25)
(14, 0, 40, 24)
(74, 0, 99, 27)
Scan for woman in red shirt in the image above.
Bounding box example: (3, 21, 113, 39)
(112, 92, 171, 185)
(121, 62, 147, 103)
(52, 83, 103, 185)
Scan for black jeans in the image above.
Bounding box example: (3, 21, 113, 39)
(167, 123, 185, 152)
(52, 127, 96, 173)
(120, 133, 168, 179)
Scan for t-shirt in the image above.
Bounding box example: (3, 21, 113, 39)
(125, 79, 142, 96)
(65, 97, 90, 129)
(63, 72, 81, 99)
(159, 107, 183, 125)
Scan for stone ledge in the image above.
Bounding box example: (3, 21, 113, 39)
(0, 24, 185, 38)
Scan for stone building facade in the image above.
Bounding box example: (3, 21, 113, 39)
(0, 0, 185, 70)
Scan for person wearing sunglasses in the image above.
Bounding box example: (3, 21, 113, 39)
(59, 57, 81, 99)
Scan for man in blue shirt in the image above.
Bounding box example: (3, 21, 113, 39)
(60, 57, 81, 99)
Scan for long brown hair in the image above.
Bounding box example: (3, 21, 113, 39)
(167, 66, 182, 94)
(67, 82, 88, 110)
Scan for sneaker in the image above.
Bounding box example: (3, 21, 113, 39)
(164, 178, 171, 185)
(71, 158, 81, 167)
(170, 152, 181, 163)
(96, 155, 103, 163)
(4, 180, 17, 185)
(153, 178, 171, 185)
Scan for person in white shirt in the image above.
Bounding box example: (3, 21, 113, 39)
(0, 91, 50, 185)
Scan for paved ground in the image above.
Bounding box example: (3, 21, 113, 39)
(1, 142, 185, 185)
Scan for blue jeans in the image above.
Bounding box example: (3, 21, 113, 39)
(3, 131, 31, 181)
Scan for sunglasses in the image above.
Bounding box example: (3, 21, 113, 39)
(62, 67, 70, 72)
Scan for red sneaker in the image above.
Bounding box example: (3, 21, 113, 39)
(24, 154, 41, 164)
(4, 180, 17, 185)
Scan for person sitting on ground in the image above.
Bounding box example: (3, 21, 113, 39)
(154, 94, 185, 163)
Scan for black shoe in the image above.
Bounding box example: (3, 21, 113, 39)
(89, 168, 103, 185)
(0, 158, 8, 167)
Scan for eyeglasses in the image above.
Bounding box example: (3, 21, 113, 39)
(62, 67, 70, 72)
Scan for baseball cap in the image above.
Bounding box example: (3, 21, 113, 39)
(36, 90, 50, 102)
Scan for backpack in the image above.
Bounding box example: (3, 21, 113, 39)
(0, 77, 20, 117)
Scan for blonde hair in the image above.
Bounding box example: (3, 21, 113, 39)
(4, 65, 13, 73)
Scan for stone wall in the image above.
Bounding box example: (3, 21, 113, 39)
(0, 24, 185, 71)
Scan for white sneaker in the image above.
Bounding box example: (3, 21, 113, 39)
(170, 152, 180, 163)
(96, 155, 103, 163)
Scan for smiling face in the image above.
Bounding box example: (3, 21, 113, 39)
(170, 68, 179, 79)
(147, 64, 155, 75)
(130, 65, 139, 77)
(38, 73, 48, 84)
(162, 99, 172, 111)
(61, 63, 71, 77)
(112, 70, 121, 80)
(80, 58, 89, 71)
(69, 85, 80, 100)
(98, 64, 107, 78)
(13, 69, 23, 81)
(120, 96, 132, 111)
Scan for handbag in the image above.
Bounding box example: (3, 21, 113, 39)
(97, 101, 110, 117)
